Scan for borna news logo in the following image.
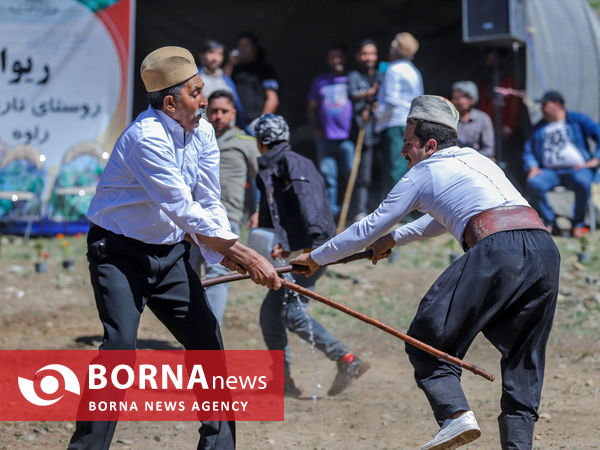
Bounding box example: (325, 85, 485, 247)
(17, 364, 81, 406)
(2, 350, 284, 421)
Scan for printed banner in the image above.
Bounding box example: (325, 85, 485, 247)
(0, 350, 284, 421)
(0, 0, 135, 169)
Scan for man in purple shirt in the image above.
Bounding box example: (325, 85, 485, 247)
(307, 43, 354, 217)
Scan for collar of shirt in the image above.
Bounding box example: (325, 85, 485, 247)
(155, 108, 191, 146)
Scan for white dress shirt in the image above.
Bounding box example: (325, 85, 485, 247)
(375, 59, 423, 133)
(311, 146, 529, 265)
(88, 106, 237, 264)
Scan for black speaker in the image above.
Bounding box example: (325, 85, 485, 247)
(462, 0, 526, 45)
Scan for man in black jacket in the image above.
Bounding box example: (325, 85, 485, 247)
(251, 114, 370, 397)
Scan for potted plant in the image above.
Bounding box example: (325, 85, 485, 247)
(34, 240, 49, 273)
(59, 235, 75, 269)
(578, 234, 591, 263)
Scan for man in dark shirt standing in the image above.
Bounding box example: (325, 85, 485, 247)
(225, 32, 279, 125)
(348, 39, 383, 219)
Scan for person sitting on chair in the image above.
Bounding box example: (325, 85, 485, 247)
(523, 90, 600, 238)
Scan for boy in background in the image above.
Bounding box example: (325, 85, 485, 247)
(251, 114, 370, 397)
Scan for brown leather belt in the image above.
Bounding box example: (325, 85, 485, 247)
(462, 205, 548, 250)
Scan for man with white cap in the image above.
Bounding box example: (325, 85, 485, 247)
(292, 95, 559, 449)
(375, 32, 423, 193)
(451, 80, 495, 159)
(69, 46, 280, 450)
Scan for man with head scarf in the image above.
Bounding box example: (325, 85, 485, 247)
(251, 113, 370, 398)
(293, 95, 559, 449)
(69, 46, 280, 450)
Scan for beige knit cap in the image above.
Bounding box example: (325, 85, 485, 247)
(407, 95, 460, 131)
(140, 46, 198, 92)
(390, 32, 419, 59)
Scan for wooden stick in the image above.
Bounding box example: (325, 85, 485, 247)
(201, 250, 373, 288)
(279, 278, 496, 382)
(337, 126, 366, 233)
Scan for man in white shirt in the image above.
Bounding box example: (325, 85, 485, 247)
(375, 32, 423, 193)
(69, 46, 280, 450)
(293, 95, 559, 449)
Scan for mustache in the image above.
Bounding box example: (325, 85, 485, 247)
(194, 106, 206, 119)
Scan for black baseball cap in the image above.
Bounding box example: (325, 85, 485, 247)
(537, 90, 565, 105)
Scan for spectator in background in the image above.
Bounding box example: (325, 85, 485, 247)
(375, 32, 423, 193)
(197, 39, 246, 128)
(189, 90, 261, 324)
(479, 48, 523, 142)
(348, 39, 383, 221)
(451, 80, 495, 159)
(307, 43, 354, 218)
(523, 90, 600, 238)
(251, 114, 370, 398)
(225, 32, 279, 125)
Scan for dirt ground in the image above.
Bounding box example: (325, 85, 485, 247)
(0, 233, 599, 449)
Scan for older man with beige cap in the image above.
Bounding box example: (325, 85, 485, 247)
(69, 46, 280, 450)
(375, 32, 424, 194)
(293, 95, 559, 449)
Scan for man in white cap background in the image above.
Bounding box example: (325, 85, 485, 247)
(292, 95, 559, 449)
(375, 32, 423, 194)
(451, 80, 495, 159)
(69, 46, 280, 450)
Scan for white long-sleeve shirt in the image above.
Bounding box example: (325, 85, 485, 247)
(88, 106, 237, 264)
(375, 59, 423, 133)
(311, 146, 529, 265)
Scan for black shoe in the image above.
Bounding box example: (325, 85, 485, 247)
(284, 378, 302, 398)
(327, 356, 370, 396)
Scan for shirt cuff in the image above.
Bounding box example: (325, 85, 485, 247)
(200, 244, 225, 265)
(310, 246, 331, 266)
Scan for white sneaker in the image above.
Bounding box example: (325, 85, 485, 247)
(420, 410, 481, 450)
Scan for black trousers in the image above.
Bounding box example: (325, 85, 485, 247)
(405, 230, 559, 450)
(68, 226, 235, 450)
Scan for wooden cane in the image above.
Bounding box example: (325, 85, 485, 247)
(201, 250, 373, 288)
(337, 125, 366, 233)
(279, 278, 496, 382)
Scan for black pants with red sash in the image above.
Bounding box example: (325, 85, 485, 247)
(406, 229, 559, 449)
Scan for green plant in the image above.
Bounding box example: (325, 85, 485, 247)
(33, 240, 49, 262)
(580, 234, 590, 252)
(34, 240, 43, 259)
(61, 239, 70, 258)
